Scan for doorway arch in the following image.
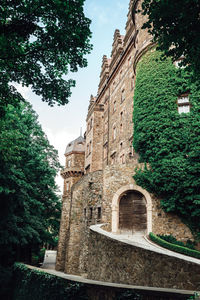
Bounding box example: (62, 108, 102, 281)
(112, 184, 152, 234)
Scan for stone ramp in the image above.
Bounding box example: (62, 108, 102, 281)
(87, 224, 200, 290)
(91, 224, 200, 265)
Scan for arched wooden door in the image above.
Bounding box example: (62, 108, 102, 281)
(119, 190, 147, 233)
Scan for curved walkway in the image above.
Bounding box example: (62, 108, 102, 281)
(90, 224, 200, 265)
(27, 265, 199, 298)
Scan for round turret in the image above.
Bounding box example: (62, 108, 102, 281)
(65, 135, 85, 156)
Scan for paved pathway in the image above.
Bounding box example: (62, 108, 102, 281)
(90, 224, 200, 265)
(41, 250, 57, 269)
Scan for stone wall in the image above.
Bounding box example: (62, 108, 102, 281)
(72, 152, 85, 169)
(151, 195, 193, 241)
(56, 175, 83, 272)
(56, 193, 71, 271)
(91, 108, 104, 172)
(85, 103, 104, 173)
(102, 164, 193, 240)
(87, 228, 200, 290)
(64, 170, 103, 275)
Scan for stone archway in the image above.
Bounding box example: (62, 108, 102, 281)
(112, 184, 152, 234)
(119, 190, 147, 233)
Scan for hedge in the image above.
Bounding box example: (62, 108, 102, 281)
(12, 263, 88, 300)
(12, 263, 143, 300)
(149, 233, 200, 259)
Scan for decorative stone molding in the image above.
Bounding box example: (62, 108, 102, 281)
(111, 184, 152, 234)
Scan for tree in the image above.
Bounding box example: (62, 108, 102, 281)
(141, 0, 200, 75)
(0, 0, 92, 110)
(0, 99, 61, 297)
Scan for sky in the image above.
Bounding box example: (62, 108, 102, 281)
(17, 0, 130, 193)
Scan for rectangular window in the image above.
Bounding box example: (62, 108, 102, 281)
(89, 141, 92, 153)
(113, 127, 116, 140)
(121, 89, 125, 103)
(103, 144, 108, 159)
(113, 100, 116, 112)
(120, 123, 123, 133)
(120, 154, 125, 164)
(67, 160, 71, 167)
(89, 207, 93, 220)
(85, 164, 90, 174)
(104, 118, 108, 132)
(120, 69, 123, 80)
(129, 145, 134, 157)
(66, 181, 70, 191)
(177, 95, 190, 114)
(97, 207, 101, 220)
(111, 152, 117, 165)
(120, 111, 123, 121)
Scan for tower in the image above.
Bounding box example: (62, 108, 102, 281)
(56, 135, 85, 271)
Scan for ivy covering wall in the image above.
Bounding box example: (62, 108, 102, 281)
(13, 263, 88, 300)
(133, 49, 200, 237)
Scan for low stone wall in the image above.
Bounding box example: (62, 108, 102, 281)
(87, 227, 200, 290)
(15, 264, 200, 300)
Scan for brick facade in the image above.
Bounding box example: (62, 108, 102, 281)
(56, 0, 194, 277)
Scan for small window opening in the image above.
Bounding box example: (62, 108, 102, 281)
(113, 100, 116, 112)
(177, 94, 190, 114)
(121, 89, 125, 103)
(89, 207, 93, 220)
(97, 207, 101, 220)
(66, 181, 70, 191)
(113, 126, 116, 140)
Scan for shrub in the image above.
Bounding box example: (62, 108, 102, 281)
(149, 233, 200, 259)
(12, 263, 88, 300)
(158, 235, 196, 250)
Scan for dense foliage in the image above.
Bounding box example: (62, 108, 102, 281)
(0, 100, 61, 297)
(0, 0, 92, 111)
(157, 235, 196, 250)
(13, 263, 143, 300)
(13, 263, 88, 300)
(149, 233, 200, 259)
(141, 0, 200, 75)
(133, 49, 200, 237)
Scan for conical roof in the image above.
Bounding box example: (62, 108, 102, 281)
(65, 135, 85, 155)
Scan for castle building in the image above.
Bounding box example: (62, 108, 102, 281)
(56, 0, 193, 276)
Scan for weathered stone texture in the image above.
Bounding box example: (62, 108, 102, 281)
(87, 229, 200, 290)
(56, 194, 71, 271)
(151, 195, 193, 241)
(85, 103, 104, 173)
(64, 171, 103, 275)
(102, 163, 138, 227)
